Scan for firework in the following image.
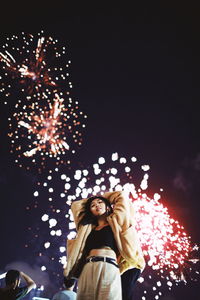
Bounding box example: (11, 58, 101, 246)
(26, 152, 199, 298)
(0, 31, 71, 103)
(8, 92, 87, 171)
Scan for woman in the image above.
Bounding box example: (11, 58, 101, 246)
(64, 191, 145, 300)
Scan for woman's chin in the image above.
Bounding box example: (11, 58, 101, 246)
(96, 211, 106, 217)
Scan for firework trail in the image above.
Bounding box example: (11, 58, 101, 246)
(0, 31, 71, 103)
(26, 152, 199, 298)
(8, 92, 87, 172)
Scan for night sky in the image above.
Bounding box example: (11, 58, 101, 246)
(0, 2, 199, 299)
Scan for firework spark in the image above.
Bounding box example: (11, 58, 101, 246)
(8, 92, 87, 171)
(18, 93, 70, 157)
(0, 31, 71, 103)
(27, 153, 199, 298)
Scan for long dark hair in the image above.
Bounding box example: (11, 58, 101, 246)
(78, 196, 113, 228)
(5, 270, 20, 285)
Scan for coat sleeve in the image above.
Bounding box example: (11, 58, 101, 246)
(63, 224, 92, 277)
(103, 191, 134, 231)
(63, 197, 92, 277)
(104, 191, 146, 271)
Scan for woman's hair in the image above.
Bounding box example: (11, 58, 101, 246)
(5, 270, 20, 285)
(78, 196, 113, 228)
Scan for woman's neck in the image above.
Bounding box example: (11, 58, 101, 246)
(97, 215, 108, 227)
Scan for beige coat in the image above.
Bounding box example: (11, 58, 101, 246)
(64, 191, 145, 276)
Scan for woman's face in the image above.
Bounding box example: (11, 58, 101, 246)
(90, 198, 107, 216)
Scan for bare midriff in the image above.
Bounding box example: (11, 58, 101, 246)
(88, 247, 117, 260)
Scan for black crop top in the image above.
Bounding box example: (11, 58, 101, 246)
(84, 225, 118, 255)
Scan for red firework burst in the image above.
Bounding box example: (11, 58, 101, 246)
(0, 31, 71, 102)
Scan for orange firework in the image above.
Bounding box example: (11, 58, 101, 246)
(0, 31, 71, 102)
(8, 92, 87, 171)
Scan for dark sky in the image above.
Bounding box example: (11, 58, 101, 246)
(0, 2, 199, 299)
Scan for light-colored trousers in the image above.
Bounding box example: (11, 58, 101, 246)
(77, 260, 122, 300)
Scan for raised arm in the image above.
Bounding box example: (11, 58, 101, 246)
(103, 191, 134, 230)
(20, 272, 36, 293)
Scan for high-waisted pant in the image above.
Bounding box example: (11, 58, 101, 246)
(77, 260, 122, 300)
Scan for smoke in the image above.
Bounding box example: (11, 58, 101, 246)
(173, 171, 189, 192)
(192, 153, 200, 171)
(173, 153, 200, 193)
